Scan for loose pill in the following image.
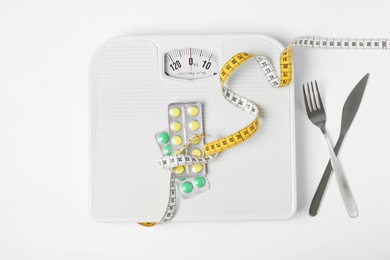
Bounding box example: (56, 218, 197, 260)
(191, 164, 203, 173)
(172, 136, 182, 146)
(194, 177, 206, 188)
(191, 148, 202, 157)
(171, 122, 181, 132)
(157, 132, 169, 144)
(187, 106, 199, 116)
(169, 107, 181, 118)
(181, 182, 193, 193)
(188, 121, 199, 131)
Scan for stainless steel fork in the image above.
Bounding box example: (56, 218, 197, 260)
(303, 81, 358, 218)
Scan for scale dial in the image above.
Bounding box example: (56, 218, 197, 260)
(164, 48, 219, 80)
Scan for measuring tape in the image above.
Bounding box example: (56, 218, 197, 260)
(139, 36, 390, 227)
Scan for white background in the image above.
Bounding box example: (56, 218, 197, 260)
(1, 0, 390, 259)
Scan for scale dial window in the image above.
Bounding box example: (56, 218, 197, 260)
(164, 48, 219, 80)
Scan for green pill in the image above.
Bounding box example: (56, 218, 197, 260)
(163, 144, 171, 155)
(181, 182, 193, 193)
(177, 177, 186, 181)
(194, 177, 205, 188)
(157, 132, 169, 144)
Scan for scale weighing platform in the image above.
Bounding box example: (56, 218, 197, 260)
(89, 34, 296, 223)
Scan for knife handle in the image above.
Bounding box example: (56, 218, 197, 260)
(323, 131, 358, 218)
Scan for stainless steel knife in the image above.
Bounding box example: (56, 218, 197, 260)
(309, 73, 369, 217)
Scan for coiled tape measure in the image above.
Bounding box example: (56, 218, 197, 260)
(138, 36, 390, 227)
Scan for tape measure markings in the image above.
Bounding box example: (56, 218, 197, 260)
(219, 52, 254, 86)
(291, 37, 390, 49)
(159, 153, 218, 170)
(279, 37, 390, 87)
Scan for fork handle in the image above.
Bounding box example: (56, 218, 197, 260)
(323, 131, 359, 218)
(309, 135, 344, 216)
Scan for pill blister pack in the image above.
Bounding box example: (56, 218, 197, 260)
(155, 102, 210, 199)
(167, 102, 205, 176)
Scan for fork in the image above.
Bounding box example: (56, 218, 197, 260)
(303, 81, 358, 218)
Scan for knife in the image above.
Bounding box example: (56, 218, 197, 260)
(309, 73, 369, 217)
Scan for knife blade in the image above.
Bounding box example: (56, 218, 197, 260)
(309, 73, 369, 216)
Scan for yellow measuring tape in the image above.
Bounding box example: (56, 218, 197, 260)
(140, 36, 388, 226)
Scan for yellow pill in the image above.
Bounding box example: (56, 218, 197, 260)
(174, 166, 185, 174)
(191, 135, 201, 144)
(188, 121, 199, 131)
(172, 136, 182, 145)
(174, 150, 181, 155)
(171, 122, 182, 132)
(191, 148, 202, 157)
(170, 107, 181, 118)
(191, 164, 203, 173)
(187, 106, 199, 116)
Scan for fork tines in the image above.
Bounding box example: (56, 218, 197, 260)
(303, 81, 324, 113)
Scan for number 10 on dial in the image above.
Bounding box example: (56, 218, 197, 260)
(164, 48, 219, 80)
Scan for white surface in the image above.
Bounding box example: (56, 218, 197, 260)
(1, 0, 390, 259)
(89, 35, 295, 222)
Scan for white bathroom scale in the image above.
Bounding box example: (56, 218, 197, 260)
(89, 34, 296, 222)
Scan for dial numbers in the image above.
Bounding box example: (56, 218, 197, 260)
(164, 48, 219, 80)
